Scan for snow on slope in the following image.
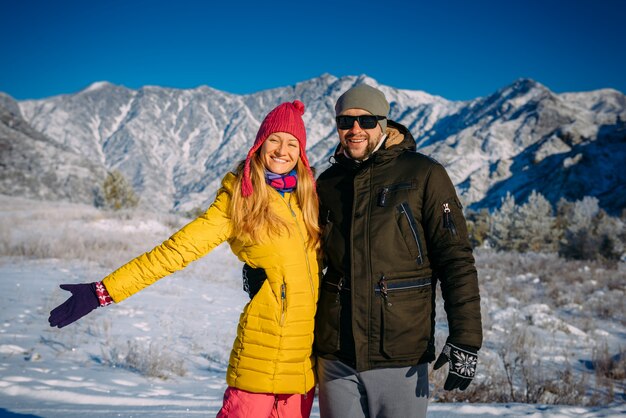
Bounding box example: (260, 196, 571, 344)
(5, 74, 624, 214)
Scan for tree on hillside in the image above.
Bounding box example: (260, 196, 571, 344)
(466, 208, 491, 247)
(103, 170, 139, 210)
(489, 192, 517, 251)
(489, 191, 559, 253)
(558, 197, 625, 261)
(483, 192, 624, 260)
(516, 191, 559, 252)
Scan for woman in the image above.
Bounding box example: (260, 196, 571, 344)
(48, 100, 321, 418)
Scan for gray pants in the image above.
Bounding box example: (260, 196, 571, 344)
(317, 357, 429, 418)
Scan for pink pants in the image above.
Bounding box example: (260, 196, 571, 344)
(216, 386, 315, 418)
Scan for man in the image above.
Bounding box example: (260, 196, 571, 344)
(245, 84, 482, 417)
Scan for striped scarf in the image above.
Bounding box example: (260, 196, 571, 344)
(265, 169, 297, 193)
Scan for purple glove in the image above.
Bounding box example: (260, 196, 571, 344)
(48, 283, 100, 328)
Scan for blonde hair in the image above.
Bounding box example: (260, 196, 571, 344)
(230, 154, 320, 249)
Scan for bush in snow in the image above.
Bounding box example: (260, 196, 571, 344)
(557, 196, 625, 261)
(465, 208, 490, 248)
(102, 170, 139, 211)
(100, 340, 186, 380)
(592, 343, 626, 381)
(485, 192, 624, 261)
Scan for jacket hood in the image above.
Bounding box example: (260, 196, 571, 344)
(382, 120, 417, 153)
(332, 120, 416, 168)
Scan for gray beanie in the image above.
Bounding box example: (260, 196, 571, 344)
(335, 84, 390, 133)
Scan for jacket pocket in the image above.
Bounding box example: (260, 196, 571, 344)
(378, 181, 417, 207)
(314, 277, 344, 353)
(376, 272, 432, 359)
(396, 202, 424, 265)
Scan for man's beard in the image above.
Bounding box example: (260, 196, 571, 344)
(343, 133, 380, 161)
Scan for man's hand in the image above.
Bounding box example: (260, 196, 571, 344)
(433, 342, 478, 391)
(242, 264, 267, 299)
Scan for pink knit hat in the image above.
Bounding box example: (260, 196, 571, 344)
(241, 100, 314, 197)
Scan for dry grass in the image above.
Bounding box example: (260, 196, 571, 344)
(99, 340, 187, 379)
(0, 195, 188, 268)
(432, 249, 625, 406)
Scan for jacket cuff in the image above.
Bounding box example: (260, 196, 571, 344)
(95, 281, 114, 306)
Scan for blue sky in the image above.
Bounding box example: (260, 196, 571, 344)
(1, 0, 625, 101)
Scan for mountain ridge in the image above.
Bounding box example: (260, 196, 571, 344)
(1, 74, 624, 214)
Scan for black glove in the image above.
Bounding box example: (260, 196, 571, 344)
(242, 264, 267, 299)
(49, 283, 100, 328)
(433, 342, 478, 391)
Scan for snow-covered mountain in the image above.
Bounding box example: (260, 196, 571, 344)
(0, 93, 107, 204)
(1, 74, 625, 214)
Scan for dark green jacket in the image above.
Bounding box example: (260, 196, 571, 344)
(315, 120, 482, 372)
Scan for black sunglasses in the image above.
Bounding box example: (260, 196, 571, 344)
(335, 115, 386, 130)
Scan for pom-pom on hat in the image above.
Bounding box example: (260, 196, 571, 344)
(241, 100, 314, 197)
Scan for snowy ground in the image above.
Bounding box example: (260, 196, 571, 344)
(0, 195, 624, 417)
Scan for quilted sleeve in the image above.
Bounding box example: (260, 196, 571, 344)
(102, 175, 234, 302)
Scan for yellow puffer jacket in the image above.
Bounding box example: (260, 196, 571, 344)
(102, 172, 321, 394)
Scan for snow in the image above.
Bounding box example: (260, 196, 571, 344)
(82, 82, 112, 94)
(0, 254, 240, 417)
(0, 196, 624, 417)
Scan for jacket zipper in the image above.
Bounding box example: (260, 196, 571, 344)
(376, 274, 431, 306)
(378, 275, 391, 306)
(283, 192, 315, 394)
(280, 283, 287, 326)
(378, 181, 415, 207)
(398, 202, 424, 264)
(284, 195, 315, 298)
(333, 277, 344, 303)
(442, 202, 458, 236)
